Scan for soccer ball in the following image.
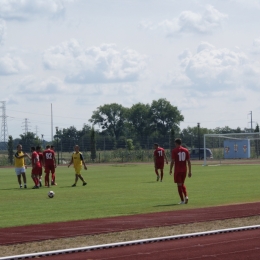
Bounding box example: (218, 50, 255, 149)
(48, 191, 55, 198)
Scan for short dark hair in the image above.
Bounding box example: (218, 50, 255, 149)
(175, 138, 182, 145)
(51, 145, 54, 148)
(31, 146, 36, 151)
(46, 145, 50, 149)
(154, 143, 159, 147)
(36, 146, 41, 151)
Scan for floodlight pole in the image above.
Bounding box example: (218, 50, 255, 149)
(248, 111, 253, 132)
(197, 123, 200, 160)
(250, 111, 253, 132)
(203, 134, 207, 166)
(55, 126, 59, 165)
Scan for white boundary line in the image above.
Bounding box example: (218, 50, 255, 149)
(1, 225, 260, 260)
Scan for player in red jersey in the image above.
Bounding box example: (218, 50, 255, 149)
(31, 146, 41, 189)
(170, 138, 191, 204)
(153, 143, 168, 182)
(43, 145, 56, 187)
(36, 146, 43, 187)
(50, 145, 57, 185)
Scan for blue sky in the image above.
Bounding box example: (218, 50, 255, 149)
(1, 0, 260, 140)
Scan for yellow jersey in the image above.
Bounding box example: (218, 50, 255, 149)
(14, 151, 25, 167)
(72, 152, 84, 168)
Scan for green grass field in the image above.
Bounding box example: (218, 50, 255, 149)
(0, 163, 260, 228)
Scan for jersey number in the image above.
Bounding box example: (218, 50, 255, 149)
(45, 153, 52, 159)
(158, 150, 163, 156)
(178, 152, 186, 161)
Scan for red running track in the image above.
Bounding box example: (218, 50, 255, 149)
(1, 202, 260, 245)
(45, 229, 260, 260)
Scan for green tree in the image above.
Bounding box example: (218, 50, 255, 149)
(19, 132, 41, 152)
(79, 124, 92, 152)
(127, 103, 151, 137)
(126, 139, 134, 151)
(89, 103, 128, 140)
(150, 98, 184, 137)
(7, 135, 14, 165)
(181, 126, 213, 148)
(213, 126, 244, 134)
(170, 128, 175, 151)
(60, 126, 81, 151)
(90, 127, 96, 161)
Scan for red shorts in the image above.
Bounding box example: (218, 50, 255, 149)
(155, 161, 164, 170)
(45, 165, 55, 174)
(174, 172, 187, 183)
(32, 166, 41, 176)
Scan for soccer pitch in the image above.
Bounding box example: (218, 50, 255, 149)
(1, 163, 260, 228)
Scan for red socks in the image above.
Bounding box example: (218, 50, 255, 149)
(178, 184, 188, 201)
(52, 173, 56, 184)
(33, 177, 39, 187)
(45, 174, 49, 186)
(182, 184, 187, 197)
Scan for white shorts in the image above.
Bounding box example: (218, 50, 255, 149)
(15, 167, 26, 176)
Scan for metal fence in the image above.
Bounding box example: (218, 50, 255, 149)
(1, 132, 260, 166)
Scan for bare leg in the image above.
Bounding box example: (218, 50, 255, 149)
(155, 168, 159, 181)
(17, 175, 22, 186)
(160, 169, 164, 181)
(177, 183, 184, 202)
(78, 174, 87, 186)
(22, 172, 27, 184)
(78, 174, 85, 182)
(74, 174, 79, 184)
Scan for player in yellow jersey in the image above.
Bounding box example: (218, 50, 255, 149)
(14, 144, 31, 188)
(68, 145, 87, 187)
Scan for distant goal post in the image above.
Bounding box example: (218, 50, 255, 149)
(203, 132, 260, 166)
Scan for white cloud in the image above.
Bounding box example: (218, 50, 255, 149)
(0, 54, 27, 75)
(18, 76, 73, 94)
(183, 42, 247, 90)
(165, 41, 260, 94)
(165, 69, 192, 89)
(0, 0, 70, 20)
(228, 0, 260, 9)
(0, 19, 6, 44)
(251, 38, 260, 54)
(242, 61, 260, 89)
(178, 49, 193, 68)
(42, 39, 147, 84)
(6, 96, 19, 105)
(142, 5, 227, 36)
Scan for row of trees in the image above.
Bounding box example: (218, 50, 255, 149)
(4, 98, 260, 164)
(89, 98, 184, 140)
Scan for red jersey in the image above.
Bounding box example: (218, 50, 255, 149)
(37, 152, 43, 167)
(171, 146, 190, 173)
(32, 151, 41, 167)
(43, 149, 55, 166)
(154, 147, 165, 162)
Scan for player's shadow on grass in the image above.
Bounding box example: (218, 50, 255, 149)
(153, 204, 179, 207)
(1, 188, 25, 191)
(141, 181, 159, 184)
(58, 186, 76, 188)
